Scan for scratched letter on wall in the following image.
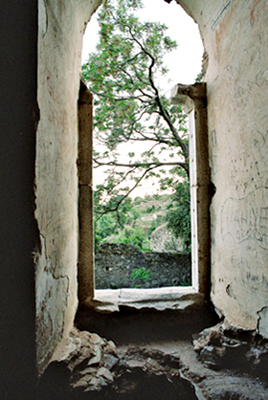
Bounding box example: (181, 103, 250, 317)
(221, 187, 268, 250)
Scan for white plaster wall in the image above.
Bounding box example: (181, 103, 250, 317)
(35, 0, 268, 372)
(179, 0, 268, 332)
(36, 0, 101, 372)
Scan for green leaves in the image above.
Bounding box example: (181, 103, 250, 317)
(131, 267, 151, 283)
(165, 180, 191, 252)
(82, 0, 191, 241)
(82, 0, 184, 150)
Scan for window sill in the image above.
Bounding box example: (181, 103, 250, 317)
(93, 287, 204, 313)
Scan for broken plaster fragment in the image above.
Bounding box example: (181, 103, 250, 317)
(257, 306, 268, 339)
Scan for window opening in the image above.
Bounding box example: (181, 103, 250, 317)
(80, 0, 208, 309)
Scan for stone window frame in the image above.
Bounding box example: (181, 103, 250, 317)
(77, 81, 211, 313)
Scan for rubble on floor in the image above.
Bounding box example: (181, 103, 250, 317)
(193, 321, 268, 381)
(37, 326, 268, 400)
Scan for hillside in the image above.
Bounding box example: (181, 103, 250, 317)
(95, 193, 186, 253)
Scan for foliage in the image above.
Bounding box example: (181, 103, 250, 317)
(131, 267, 151, 283)
(94, 212, 118, 249)
(195, 71, 203, 82)
(95, 193, 168, 251)
(165, 179, 191, 251)
(82, 0, 190, 225)
(94, 191, 133, 249)
(94, 190, 191, 253)
(110, 225, 151, 250)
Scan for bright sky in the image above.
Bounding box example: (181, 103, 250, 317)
(82, 0, 203, 197)
(82, 0, 203, 84)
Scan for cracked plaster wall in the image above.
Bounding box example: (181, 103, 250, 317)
(36, 0, 101, 373)
(35, 0, 268, 374)
(178, 0, 268, 333)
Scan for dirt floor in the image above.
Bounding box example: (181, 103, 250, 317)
(37, 305, 268, 400)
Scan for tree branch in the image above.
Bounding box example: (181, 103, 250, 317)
(95, 166, 156, 219)
(124, 23, 189, 167)
(94, 159, 188, 171)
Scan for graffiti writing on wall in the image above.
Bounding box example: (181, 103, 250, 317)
(211, 0, 232, 31)
(221, 187, 268, 250)
(251, 128, 268, 174)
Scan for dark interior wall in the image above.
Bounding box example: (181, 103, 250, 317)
(0, 1, 39, 399)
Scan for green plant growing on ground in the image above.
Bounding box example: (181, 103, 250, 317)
(131, 267, 151, 287)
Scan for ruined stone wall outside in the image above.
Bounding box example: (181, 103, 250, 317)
(179, 0, 268, 333)
(36, 0, 101, 373)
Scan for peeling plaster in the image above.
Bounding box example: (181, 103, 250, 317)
(257, 306, 268, 338)
(38, 0, 47, 38)
(35, 235, 70, 373)
(36, 0, 101, 372)
(226, 284, 236, 300)
(193, 0, 268, 329)
(34, 0, 268, 374)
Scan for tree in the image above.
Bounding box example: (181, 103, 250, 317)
(82, 0, 189, 224)
(94, 190, 133, 248)
(164, 177, 191, 252)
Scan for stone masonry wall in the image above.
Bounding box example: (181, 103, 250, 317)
(95, 243, 191, 289)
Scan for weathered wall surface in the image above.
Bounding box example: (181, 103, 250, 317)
(178, 0, 268, 332)
(78, 81, 95, 306)
(36, 0, 101, 373)
(35, 0, 268, 375)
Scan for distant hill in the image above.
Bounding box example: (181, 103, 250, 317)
(99, 193, 187, 253)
